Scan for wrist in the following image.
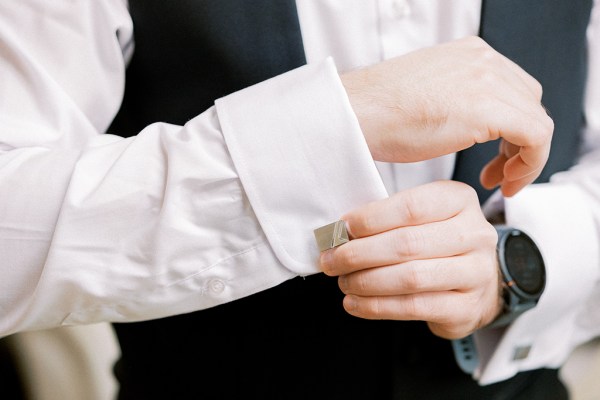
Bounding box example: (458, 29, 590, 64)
(339, 72, 379, 158)
(452, 225, 546, 374)
(340, 69, 404, 162)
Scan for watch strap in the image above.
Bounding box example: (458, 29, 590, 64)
(451, 334, 479, 374)
(487, 299, 534, 329)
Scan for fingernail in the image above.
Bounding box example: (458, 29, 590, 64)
(320, 249, 334, 271)
(344, 295, 357, 311)
(338, 275, 348, 291)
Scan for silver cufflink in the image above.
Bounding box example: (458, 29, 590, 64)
(313, 220, 349, 252)
(512, 345, 532, 361)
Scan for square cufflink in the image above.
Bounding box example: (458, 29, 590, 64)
(313, 220, 349, 252)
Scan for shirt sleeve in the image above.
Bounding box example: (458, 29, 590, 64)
(474, 0, 600, 384)
(0, 1, 387, 337)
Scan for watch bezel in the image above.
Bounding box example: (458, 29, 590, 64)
(496, 227, 546, 302)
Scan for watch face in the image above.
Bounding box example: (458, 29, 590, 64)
(504, 232, 545, 295)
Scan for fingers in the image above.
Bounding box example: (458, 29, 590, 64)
(318, 173, 502, 339)
(475, 95, 552, 197)
(478, 95, 553, 196)
(342, 180, 476, 239)
(341, 291, 487, 338)
(337, 256, 491, 296)
(342, 291, 460, 322)
(320, 182, 487, 276)
(482, 155, 545, 197)
(480, 153, 507, 190)
(322, 219, 471, 275)
(480, 105, 553, 197)
(321, 181, 496, 277)
(340, 272, 500, 339)
(464, 38, 553, 196)
(501, 155, 546, 196)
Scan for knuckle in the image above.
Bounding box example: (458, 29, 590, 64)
(404, 295, 420, 319)
(405, 267, 426, 291)
(394, 228, 422, 259)
(526, 111, 554, 148)
(468, 220, 497, 249)
(479, 46, 499, 65)
(469, 66, 498, 92)
(405, 295, 434, 320)
(372, 297, 383, 318)
(467, 253, 496, 290)
(396, 190, 419, 223)
(482, 223, 499, 247)
(449, 181, 479, 206)
(361, 297, 383, 318)
(338, 245, 360, 270)
(354, 272, 370, 294)
(352, 212, 372, 235)
(459, 181, 479, 201)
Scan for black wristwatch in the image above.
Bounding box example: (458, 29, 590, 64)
(452, 225, 546, 374)
(489, 225, 546, 328)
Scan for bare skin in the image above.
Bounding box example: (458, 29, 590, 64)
(322, 36, 553, 339)
(341, 36, 553, 197)
(320, 181, 501, 339)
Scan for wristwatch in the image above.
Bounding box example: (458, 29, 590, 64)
(489, 225, 546, 328)
(452, 225, 546, 374)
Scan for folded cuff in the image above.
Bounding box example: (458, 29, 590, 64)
(216, 58, 388, 275)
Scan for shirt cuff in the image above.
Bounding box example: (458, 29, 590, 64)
(475, 182, 600, 384)
(215, 57, 388, 275)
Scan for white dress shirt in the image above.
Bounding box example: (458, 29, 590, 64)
(0, 0, 599, 385)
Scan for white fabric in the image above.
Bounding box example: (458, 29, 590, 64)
(297, 0, 478, 191)
(297, 0, 600, 384)
(0, 1, 386, 335)
(215, 58, 387, 274)
(0, 0, 599, 387)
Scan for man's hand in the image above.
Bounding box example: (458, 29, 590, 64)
(341, 36, 553, 197)
(319, 180, 502, 339)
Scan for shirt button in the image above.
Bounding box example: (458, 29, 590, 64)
(208, 279, 225, 294)
(391, 0, 412, 18)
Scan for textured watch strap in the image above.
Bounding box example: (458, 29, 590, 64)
(452, 334, 479, 374)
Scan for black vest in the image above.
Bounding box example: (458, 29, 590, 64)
(110, 1, 592, 399)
